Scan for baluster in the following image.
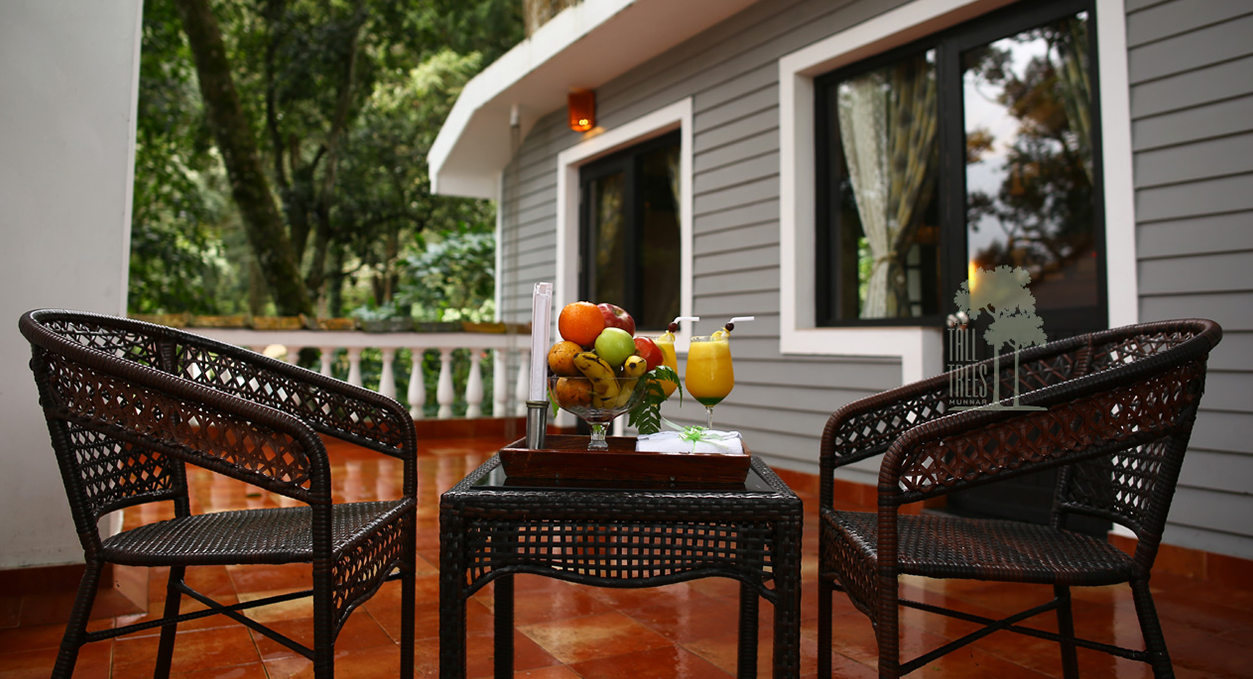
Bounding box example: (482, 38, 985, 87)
(493, 348, 508, 418)
(346, 347, 363, 387)
(318, 347, 334, 377)
(436, 347, 455, 419)
(408, 348, 426, 420)
(464, 348, 484, 418)
(285, 345, 302, 365)
(514, 349, 529, 416)
(378, 347, 397, 399)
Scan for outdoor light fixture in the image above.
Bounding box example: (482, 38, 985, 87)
(568, 89, 595, 132)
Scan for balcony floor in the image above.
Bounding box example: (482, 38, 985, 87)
(1, 433, 1250, 678)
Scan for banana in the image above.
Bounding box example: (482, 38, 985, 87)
(573, 352, 620, 403)
(622, 355, 648, 378)
(611, 355, 649, 407)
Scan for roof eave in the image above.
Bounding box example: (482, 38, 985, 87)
(428, 0, 760, 199)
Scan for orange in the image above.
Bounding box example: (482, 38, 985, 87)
(557, 301, 605, 347)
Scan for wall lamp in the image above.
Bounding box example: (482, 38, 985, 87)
(568, 89, 595, 132)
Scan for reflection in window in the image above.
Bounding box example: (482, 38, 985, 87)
(580, 133, 681, 330)
(964, 12, 1096, 311)
(815, 2, 1102, 333)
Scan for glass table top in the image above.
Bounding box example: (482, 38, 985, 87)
(472, 459, 776, 494)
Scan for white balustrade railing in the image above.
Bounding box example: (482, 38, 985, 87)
(191, 327, 535, 420)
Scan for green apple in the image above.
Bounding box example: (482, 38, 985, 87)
(593, 327, 636, 369)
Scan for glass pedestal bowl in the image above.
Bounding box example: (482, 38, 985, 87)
(550, 375, 647, 450)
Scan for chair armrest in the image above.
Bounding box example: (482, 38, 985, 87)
(820, 374, 950, 469)
(818, 373, 950, 508)
(879, 355, 1211, 508)
(35, 339, 333, 506)
(170, 335, 416, 462)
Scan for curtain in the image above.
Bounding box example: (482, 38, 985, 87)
(594, 174, 624, 294)
(1054, 15, 1093, 184)
(838, 55, 939, 318)
(665, 145, 681, 215)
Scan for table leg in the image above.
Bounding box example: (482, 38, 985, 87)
(737, 581, 759, 679)
(773, 518, 803, 679)
(439, 558, 467, 677)
(494, 574, 514, 679)
(439, 509, 468, 679)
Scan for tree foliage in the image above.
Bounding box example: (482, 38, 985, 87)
(129, 0, 522, 318)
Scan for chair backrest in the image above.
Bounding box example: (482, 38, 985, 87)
(883, 320, 1221, 563)
(20, 309, 340, 554)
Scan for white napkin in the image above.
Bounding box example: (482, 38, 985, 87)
(636, 430, 744, 455)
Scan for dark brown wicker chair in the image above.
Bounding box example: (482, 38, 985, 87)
(817, 319, 1222, 678)
(19, 309, 417, 679)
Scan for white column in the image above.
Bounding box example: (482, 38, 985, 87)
(284, 345, 301, 365)
(346, 346, 363, 387)
(493, 348, 508, 418)
(436, 347, 455, 419)
(378, 347, 397, 399)
(514, 349, 529, 416)
(318, 347, 334, 377)
(408, 348, 426, 420)
(464, 348, 484, 418)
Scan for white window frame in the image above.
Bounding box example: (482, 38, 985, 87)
(554, 97, 696, 351)
(777, 0, 1137, 385)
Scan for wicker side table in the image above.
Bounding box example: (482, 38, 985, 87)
(439, 454, 803, 678)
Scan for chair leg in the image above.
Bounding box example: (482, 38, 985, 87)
(154, 565, 186, 679)
(400, 561, 415, 679)
(313, 567, 336, 679)
(818, 578, 833, 678)
(1053, 583, 1079, 679)
(736, 581, 759, 679)
(50, 559, 103, 679)
(876, 575, 902, 679)
(1131, 578, 1175, 679)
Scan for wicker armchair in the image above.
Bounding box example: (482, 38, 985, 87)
(817, 319, 1222, 678)
(19, 309, 417, 679)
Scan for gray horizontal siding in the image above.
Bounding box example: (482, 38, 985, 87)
(1129, 0, 1253, 559)
(1138, 212, 1253, 258)
(1132, 93, 1253, 152)
(491, 0, 1253, 560)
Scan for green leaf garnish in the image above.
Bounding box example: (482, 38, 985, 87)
(627, 366, 682, 435)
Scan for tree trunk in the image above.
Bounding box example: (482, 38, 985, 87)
(174, 0, 312, 317)
(305, 0, 367, 303)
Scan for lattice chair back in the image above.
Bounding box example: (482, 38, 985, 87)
(21, 310, 334, 551)
(23, 311, 194, 553)
(877, 321, 1218, 550)
(1048, 323, 1216, 564)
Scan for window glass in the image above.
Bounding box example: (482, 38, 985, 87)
(963, 12, 1097, 313)
(580, 133, 681, 330)
(815, 1, 1102, 335)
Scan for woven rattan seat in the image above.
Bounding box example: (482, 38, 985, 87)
(817, 319, 1222, 679)
(102, 500, 413, 566)
(20, 309, 417, 679)
(824, 510, 1133, 586)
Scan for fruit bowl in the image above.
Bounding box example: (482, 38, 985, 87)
(549, 375, 647, 450)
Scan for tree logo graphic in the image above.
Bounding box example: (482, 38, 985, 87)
(947, 265, 1047, 410)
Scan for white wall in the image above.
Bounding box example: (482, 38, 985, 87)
(0, 0, 142, 568)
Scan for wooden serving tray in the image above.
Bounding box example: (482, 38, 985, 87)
(499, 435, 750, 484)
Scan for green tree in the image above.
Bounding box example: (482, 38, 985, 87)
(132, 0, 521, 318)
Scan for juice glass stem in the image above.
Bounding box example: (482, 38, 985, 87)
(704, 406, 715, 429)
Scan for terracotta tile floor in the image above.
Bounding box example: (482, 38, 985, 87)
(2, 433, 1251, 678)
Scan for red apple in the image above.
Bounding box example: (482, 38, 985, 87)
(597, 303, 635, 336)
(633, 337, 664, 372)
